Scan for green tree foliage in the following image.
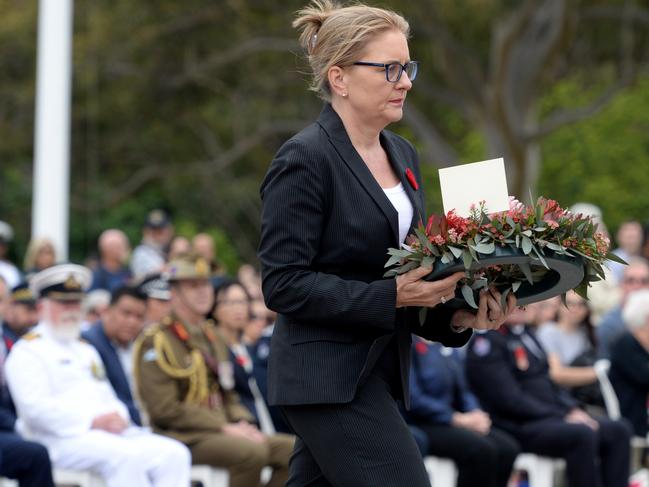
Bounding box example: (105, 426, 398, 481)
(0, 0, 647, 268)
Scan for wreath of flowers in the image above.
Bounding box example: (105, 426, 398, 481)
(384, 196, 625, 310)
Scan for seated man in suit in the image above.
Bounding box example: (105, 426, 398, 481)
(466, 306, 631, 487)
(82, 286, 148, 426)
(5, 264, 191, 487)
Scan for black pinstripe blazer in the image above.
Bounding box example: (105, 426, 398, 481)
(258, 103, 472, 408)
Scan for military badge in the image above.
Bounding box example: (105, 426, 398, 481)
(143, 348, 158, 362)
(91, 360, 107, 380)
(195, 258, 210, 277)
(472, 336, 491, 356)
(513, 345, 529, 371)
(64, 274, 82, 290)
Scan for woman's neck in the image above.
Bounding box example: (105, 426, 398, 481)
(218, 324, 240, 346)
(557, 317, 579, 332)
(331, 99, 382, 151)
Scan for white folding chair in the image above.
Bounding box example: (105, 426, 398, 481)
(424, 456, 458, 487)
(53, 469, 105, 487)
(190, 465, 229, 487)
(514, 453, 565, 487)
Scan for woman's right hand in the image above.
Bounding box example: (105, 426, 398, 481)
(395, 266, 464, 308)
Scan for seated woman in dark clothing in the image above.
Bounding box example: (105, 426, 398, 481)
(405, 336, 520, 487)
(609, 289, 649, 438)
(210, 279, 288, 434)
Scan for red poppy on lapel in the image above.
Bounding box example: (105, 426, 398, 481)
(513, 345, 529, 371)
(405, 168, 419, 191)
(415, 340, 428, 355)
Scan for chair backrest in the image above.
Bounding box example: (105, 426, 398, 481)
(594, 359, 621, 420)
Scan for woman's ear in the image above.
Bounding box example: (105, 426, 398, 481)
(327, 66, 348, 98)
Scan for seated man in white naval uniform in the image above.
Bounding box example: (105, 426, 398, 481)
(5, 264, 191, 487)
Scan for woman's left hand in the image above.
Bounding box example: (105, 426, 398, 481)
(452, 287, 517, 330)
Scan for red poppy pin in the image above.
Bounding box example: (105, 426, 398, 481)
(415, 341, 428, 355)
(513, 346, 529, 371)
(405, 168, 419, 191)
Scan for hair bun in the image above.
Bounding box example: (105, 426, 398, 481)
(293, 0, 340, 54)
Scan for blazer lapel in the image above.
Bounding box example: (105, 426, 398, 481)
(380, 132, 425, 232)
(317, 104, 400, 244)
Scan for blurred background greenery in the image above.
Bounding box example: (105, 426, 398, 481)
(0, 0, 647, 272)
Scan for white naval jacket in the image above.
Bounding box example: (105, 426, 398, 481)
(4, 322, 130, 445)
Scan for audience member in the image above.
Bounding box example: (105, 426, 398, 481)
(237, 264, 263, 301)
(569, 204, 620, 322)
(168, 236, 191, 261)
(5, 264, 191, 487)
(642, 222, 649, 261)
(0, 280, 55, 486)
(22, 237, 57, 280)
(406, 337, 520, 487)
(466, 306, 631, 487)
(0, 222, 21, 289)
(0, 277, 9, 335)
(536, 292, 604, 410)
(245, 299, 290, 434)
(82, 289, 111, 329)
(130, 209, 173, 278)
(611, 220, 644, 282)
(3, 282, 38, 347)
(598, 257, 649, 359)
(89, 229, 131, 292)
(211, 280, 284, 434)
(242, 299, 270, 346)
(137, 273, 171, 325)
(82, 286, 148, 426)
(134, 254, 293, 487)
(609, 289, 649, 437)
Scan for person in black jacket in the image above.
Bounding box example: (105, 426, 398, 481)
(257, 2, 515, 486)
(466, 306, 631, 487)
(609, 289, 649, 437)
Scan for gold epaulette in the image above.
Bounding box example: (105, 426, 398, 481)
(22, 332, 41, 341)
(133, 321, 209, 406)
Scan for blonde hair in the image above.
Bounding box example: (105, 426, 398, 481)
(293, 0, 410, 100)
(23, 237, 56, 271)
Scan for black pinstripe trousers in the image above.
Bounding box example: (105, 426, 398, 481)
(281, 374, 431, 487)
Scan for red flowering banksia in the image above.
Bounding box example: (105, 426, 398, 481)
(384, 196, 626, 314)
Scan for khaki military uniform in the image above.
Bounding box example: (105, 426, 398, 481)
(134, 314, 293, 487)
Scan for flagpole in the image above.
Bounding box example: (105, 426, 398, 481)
(32, 0, 74, 261)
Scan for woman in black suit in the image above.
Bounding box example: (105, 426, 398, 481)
(258, 2, 516, 486)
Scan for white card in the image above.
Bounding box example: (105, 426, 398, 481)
(439, 158, 510, 217)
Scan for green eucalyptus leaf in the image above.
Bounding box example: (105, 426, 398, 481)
(518, 262, 534, 284)
(461, 284, 479, 309)
(419, 307, 428, 326)
(605, 252, 628, 265)
(474, 242, 495, 255)
(462, 250, 473, 269)
(522, 236, 533, 255)
(384, 254, 402, 268)
(448, 246, 464, 258)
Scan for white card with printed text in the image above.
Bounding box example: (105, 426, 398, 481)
(439, 158, 510, 217)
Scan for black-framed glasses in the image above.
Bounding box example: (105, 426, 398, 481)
(352, 61, 419, 83)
